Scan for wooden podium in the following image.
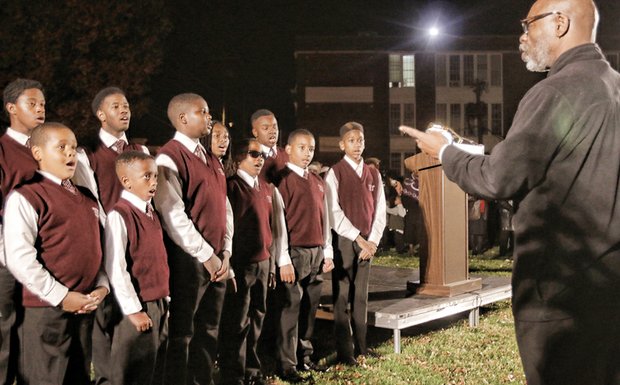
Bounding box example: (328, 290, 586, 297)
(404, 153, 481, 296)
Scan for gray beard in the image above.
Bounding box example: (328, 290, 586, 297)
(521, 39, 551, 72)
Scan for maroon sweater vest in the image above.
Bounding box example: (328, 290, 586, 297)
(276, 169, 325, 247)
(331, 159, 380, 238)
(17, 175, 102, 307)
(113, 199, 170, 302)
(0, 134, 38, 219)
(158, 140, 227, 254)
(259, 147, 288, 185)
(227, 175, 273, 264)
(86, 141, 145, 213)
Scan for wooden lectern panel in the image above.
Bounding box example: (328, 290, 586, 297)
(404, 153, 481, 296)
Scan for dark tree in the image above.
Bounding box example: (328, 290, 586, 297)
(0, 1, 172, 137)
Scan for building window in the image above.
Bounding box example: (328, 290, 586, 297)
(463, 55, 475, 86)
(389, 54, 402, 86)
(389, 153, 402, 173)
(450, 103, 462, 131)
(449, 55, 461, 87)
(403, 55, 415, 87)
(389, 104, 401, 135)
(491, 103, 503, 136)
(403, 103, 415, 127)
(477, 54, 488, 84)
(490, 54, 502, 86)
(389, 54, 415, 88)
(436, 103, 447, 125)
(436, 54, 447, 86)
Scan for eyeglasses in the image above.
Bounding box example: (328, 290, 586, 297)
(520, 11, 562, 34)
(247, 150, 265, 159)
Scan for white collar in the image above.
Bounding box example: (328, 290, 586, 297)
(286, 162, 308, 178)
(237, 169, 259, 188)
(99, 128, 128, 148)
(6, 127, 30, 147)
(344, 155, 364, 171)
(121, 190, 151, 213)
(37, 170, 62, 185)
(260, 143, 277, 157)
(173, 131, 205, 154)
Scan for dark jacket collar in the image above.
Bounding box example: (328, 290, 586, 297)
(548, 43, 604, 76)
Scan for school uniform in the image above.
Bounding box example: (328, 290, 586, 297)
(0, 128, 39, 384)
(154, 131, 233, 385)
(275, 163, 333, 372)
(325, 156, 386, 361)
(219, 169, 288, 384)
(258, 144, 288, 185)
(73, 128, 149, 385)
(3, 171, 108, 385)
(105, 190, 170, 385)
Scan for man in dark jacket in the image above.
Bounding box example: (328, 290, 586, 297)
(402, 1, 620, 384)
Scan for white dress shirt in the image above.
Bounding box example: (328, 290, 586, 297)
(3, 171, 109, 307)
(105, 190, 159, 315)
(260, 143, 278, 158)
(73, 128, 149, 225)
(154, 131, 233, 263)
(236, 169, 290, 267)
(0, 128, 31, 267)
(324, 155, 387, 245)
(282, 163, 333, 262)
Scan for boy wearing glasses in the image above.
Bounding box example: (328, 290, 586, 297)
(219, 138, 288, 385)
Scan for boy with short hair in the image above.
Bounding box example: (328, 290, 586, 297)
(104, 151, 169, 385)
(0, 78, 45, 384)
(251, 109, 288, 184)
(73, 86, 150, 383)
(154, 93, 233, 385)
(274, 129, 333, 383)
(324, 121, 386, 365)
(219, 138, 288, 385)
(4, 122, 109, 385)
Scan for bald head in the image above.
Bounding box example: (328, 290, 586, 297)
(532, 0, 598, 42)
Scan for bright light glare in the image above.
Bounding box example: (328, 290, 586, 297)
(429, 27, 440, 37)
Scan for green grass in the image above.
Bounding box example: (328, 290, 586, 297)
(266, 249, 524, 385)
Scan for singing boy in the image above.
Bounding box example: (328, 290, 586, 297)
(154, 93, 233, 385)
(0, 78, 45, 384)
(274, 129, 333, 383)
(324, 121, 386, 365)
(105, 151, 169, 385)
(4, 122, 109, 384)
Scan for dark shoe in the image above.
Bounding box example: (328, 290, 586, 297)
(336, 355, 358, 366)
(280, 368, 306, 383)
(298, 361, 327, 372)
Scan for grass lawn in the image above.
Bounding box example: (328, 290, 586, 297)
(266, 248, 525, 384)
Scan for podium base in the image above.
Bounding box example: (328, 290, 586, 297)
(407, 278, 482, 297)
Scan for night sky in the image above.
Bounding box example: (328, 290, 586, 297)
(134, 0, 619, 144)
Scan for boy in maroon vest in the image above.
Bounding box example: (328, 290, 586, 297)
(0, 78, 45, 384)
(324, 122, 386, 365)
(154, 93, 233, 385)
(73, 86, 150, 384)
(104, 151, 169, 385)
(274, 129, 333, 383)
(219, 138, 288, 385)
(3, 122, 109, 385)
(251, 109, 288, 184)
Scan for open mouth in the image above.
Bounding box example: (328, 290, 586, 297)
(36, 117, 45, 123)
(149, 188, 156, 195)
(66, 161, 76, 170)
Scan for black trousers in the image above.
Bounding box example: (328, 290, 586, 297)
(23, 306, 94, 385)
(219, 259, 269, 384)
(92, 295, 117, 385)
(110, 298, 168, 385)
(164, 245, 226, 385)
(276, 247, 324, 371)
(515, 314, 620, 385)
(332, 236, 371, 360)
(0, 265, 21, 385)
